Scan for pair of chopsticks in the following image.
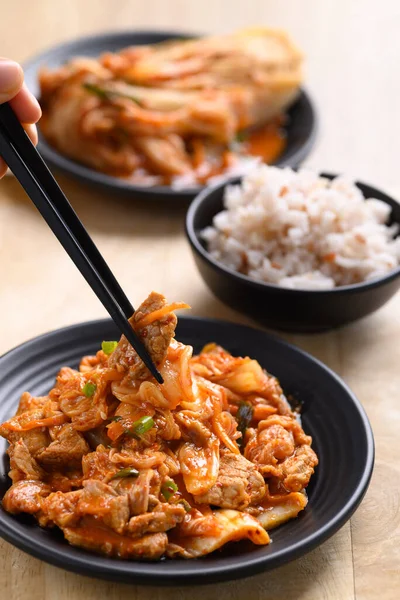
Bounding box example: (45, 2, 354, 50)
(0, 102, 163, 384)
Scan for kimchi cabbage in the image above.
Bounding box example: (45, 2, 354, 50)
(38, 28, 303, 187)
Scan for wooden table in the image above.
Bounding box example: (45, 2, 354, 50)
(0, 1, 399, 598)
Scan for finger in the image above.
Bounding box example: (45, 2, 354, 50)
(23, 122, 38, 146)
(9, 84, 41, 123)
(0, 59, 24, 103)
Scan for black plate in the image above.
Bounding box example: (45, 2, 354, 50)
(0, 317, 373, 585)
(23, 30, 317, 200)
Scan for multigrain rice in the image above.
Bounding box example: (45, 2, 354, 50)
(201, 166, 400, 289)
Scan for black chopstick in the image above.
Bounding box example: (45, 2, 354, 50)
(0, 102, 163, 384)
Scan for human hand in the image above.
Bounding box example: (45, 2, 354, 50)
(0, 58, 42, 177)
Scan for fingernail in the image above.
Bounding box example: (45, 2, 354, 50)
(0, 60, 23, 93)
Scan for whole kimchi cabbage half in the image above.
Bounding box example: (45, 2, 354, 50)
(38, 28, 303, 185)
(0, 292, 317, 560)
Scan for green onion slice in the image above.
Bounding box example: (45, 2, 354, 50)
(178, 499, 192, 512)
(82, 381, 97, 398)
(110, 467, 139, 480)
(161, 480, 178, 501)
(110, 415, 122, 422)
(83, 83, 141, 105)
(127, 415, 154, 437)
(83, 83, 111, 99)
(234, 131, 247, 143)
(102, 340, 118, 355)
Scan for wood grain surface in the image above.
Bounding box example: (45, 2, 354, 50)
(0, 1, 399, 598)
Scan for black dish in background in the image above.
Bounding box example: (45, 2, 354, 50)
(23, 30, 317, 200)
(186, 176, 400, 332)
(0, 317, 373, 585)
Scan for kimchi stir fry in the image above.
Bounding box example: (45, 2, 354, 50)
(0, 293, 317, 560)
(38, 28, 303, 187)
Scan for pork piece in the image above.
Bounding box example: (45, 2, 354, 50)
(174, 411, 212, 445)
(193, 451, 265, 509)
(244, 422, 295, 477)
(153, 410, 182, 441)
(40, 480, 131, 533)
(40, 489, 82, 527)
(0, 408, 51, 456)
(281, 445, 319, 492)
(79, 350, 109, 373)
(64, 524, 168, 559)
(43, 470, 83, 494)
(127, 503, 185, 537)
(126, 469, 159, 515)
(77, 480, 130, 534)
(36, 424, 89, 467)
(4, 429, 50, 459)
(2, 480, 51, 514)
(244, 415, 318, 489)
(16, 392, 48, 415)
(8, 439, 45, 482)
(109, 292, 177, 383)
(82, 447, 117, 481)
(50, 366, 80, 392)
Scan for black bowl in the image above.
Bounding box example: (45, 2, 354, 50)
(23, 30, 317, 200)
(186, 175, 400, 332)
(0, 317, 374, 584)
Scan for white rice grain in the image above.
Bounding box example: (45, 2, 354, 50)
(200, 166, 400, 289)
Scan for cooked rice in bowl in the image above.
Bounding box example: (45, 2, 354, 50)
(201, 166, 400, 290)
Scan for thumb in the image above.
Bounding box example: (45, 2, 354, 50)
(0, 59, 24, 104)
